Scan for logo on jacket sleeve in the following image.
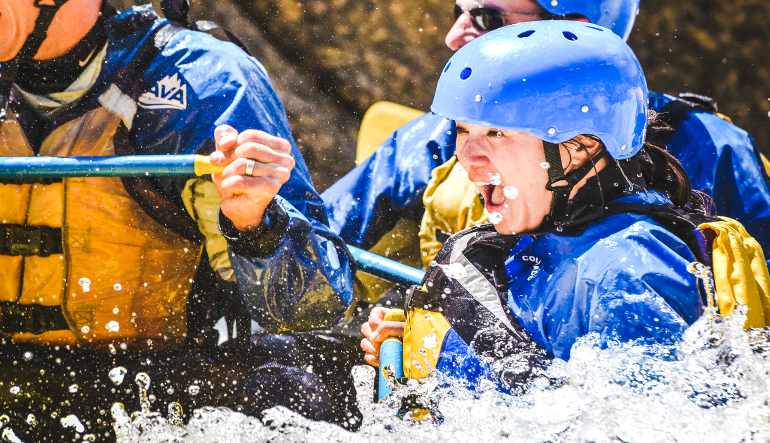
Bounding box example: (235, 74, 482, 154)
(138, 74, 188, 110)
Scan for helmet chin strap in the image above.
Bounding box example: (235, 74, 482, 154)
(541, 141, 609, 232)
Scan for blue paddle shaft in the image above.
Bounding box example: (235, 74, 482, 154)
(347, 246, 424, 287)
(0, 155, 198, 177)
(377, 338, 404, 401)
(0, 156, 426, 287)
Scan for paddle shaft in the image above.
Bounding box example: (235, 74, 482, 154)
(0, 155, 425, 286)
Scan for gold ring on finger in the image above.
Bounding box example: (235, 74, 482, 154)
(245, 159, 257, 177)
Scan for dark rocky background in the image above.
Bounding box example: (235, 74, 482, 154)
(130, 0, 769, 189)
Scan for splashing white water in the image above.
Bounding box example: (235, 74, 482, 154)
(105, 306, 770, 443)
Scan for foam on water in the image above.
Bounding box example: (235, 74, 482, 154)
(98, 306, 770, 443)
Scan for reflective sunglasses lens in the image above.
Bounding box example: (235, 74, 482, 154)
(474, 9, 505, 31)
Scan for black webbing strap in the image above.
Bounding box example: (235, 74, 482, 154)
(0, 224, 63, 257)
(542, 141, 609, 230)
(0, 302, 69, 334)
(17, 0, 70, 62)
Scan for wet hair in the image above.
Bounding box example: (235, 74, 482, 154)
(568, 112, 712, 214)
(635, 111, 711, 213)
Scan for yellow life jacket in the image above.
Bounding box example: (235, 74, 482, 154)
(418, 156, 487, 268)
(699, 218, 770, 328)
(350, 102, 425, 304)
(0, 104, 200, 349)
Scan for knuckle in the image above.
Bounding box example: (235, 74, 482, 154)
(238, 129, 262, 143)
(277, 139, 292, 152)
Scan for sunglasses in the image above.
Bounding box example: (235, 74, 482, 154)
(454, 5, 557, 32)
(453, 4, 508, 32)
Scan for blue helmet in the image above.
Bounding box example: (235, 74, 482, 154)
(431, 20, 648, 160)
(536, 0, 640, 41)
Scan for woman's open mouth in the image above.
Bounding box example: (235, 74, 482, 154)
(481, 183, 507, 210)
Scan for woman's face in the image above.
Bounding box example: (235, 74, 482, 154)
(455, 122, 553, 235)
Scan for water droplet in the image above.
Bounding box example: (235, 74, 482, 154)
(110, 403, 129, 426)
(581, 105, 590, 113)
(168, 402, 185, 426)
(134, 372, 151, 390)
(82, 434, 97, 442)
(68, 384, 79, 393)
(60, 414, 85, 433)
(105, 321, 120, 333)
(489, 212, 504, 224)
(1, 428, 22, 443)
(80, 325, 90, 334)
(503, 186, 519, 200)
(474, 94, 483, 103)
(109, 367, 127, 385)
(551, 0, 558, 6)
(188, 385, 201, 396)
(540, 162, 551, 170)
(135, 373, 152, 414)
(620, 144, 628, 151)
(488, 172, 502, 186)
(113, 282, 122, 291)
(9, 386, 20, 395)
(547, 127, 557, 136)
(22, 351, 33, 361)
(112, 306, 120, 315)
(78, 277, 91, 293)
(25, 414, 37, 427)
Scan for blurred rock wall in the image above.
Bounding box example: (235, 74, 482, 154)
(131, 0, 770, 189)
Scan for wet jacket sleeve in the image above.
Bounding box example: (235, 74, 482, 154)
(321, 114, 455, 249)
(129, 28, 354, 331)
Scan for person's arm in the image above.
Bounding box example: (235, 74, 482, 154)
(322, 114, 455, 249)
(131, 28, 354, 331)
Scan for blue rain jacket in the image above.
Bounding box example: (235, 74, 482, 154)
(432, 191, 704, 389)
(649, 92, 770, 260)
(323, 95, 770, 262)
(118, 7, 354, 332)
(5, 6, 354, 336)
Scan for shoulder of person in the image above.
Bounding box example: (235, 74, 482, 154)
(649, 90, 752, 143)
(577, 214, 693, 273)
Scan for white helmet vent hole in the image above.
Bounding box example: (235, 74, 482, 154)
(517, 30, 536, 38)
(460, 67, 472, 80)
(443, 62, 452, 73)
(563, 31, 578, 41)
(585, 25, 605, 32)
